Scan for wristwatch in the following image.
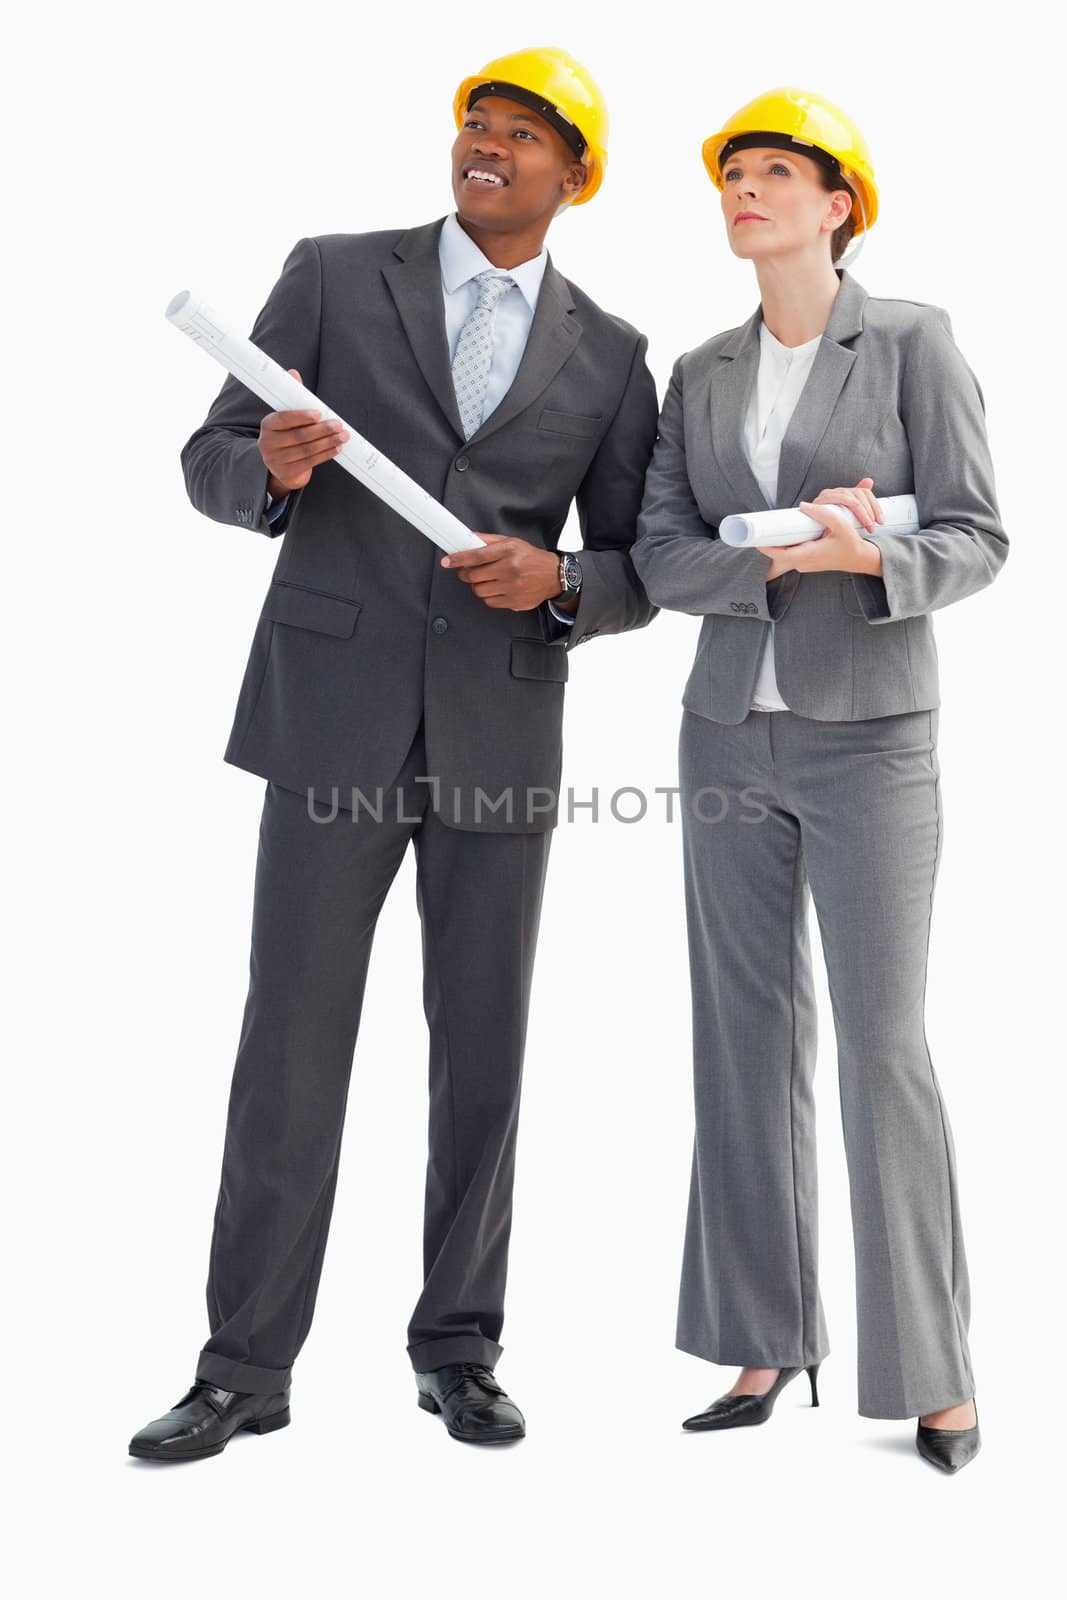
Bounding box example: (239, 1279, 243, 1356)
(556, 552, 583, 602)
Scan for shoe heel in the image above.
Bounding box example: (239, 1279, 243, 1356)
(243, 1405, 290, 1435)
(807, 1363, 821, 1407)
(417, 1391, 441, 1414)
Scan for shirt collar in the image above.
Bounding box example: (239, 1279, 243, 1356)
(759, 319, 822, 363)
(439, 210, 548, 314)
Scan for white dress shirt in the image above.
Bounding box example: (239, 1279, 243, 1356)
(268, 212, 574, 622)
(744, 319, 823, 711)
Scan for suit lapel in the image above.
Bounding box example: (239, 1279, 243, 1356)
(708, 308, 769, 509)
(382, 217, 466, 442)
(465, 260, 580, 447)
(381, 218, 582, 449)
(709, 268, 869, 512)
(774, 314, 861, 509)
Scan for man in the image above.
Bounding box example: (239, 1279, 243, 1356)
(129, 46, 658, 1461)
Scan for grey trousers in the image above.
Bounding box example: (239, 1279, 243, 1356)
(195, 721, 551, 1395)
(676, 706, 975, 1419)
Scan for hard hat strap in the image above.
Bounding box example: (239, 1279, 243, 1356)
(465, 80, 588, 160)
(836, 185, 868, 272)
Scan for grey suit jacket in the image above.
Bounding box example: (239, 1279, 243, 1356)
(180, 216, 659, 830)
(631, 267, 1009, 722)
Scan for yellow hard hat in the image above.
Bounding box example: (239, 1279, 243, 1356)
(453, 47, 608, 205)
(702, 86, 878, 233)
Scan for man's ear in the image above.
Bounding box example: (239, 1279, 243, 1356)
(563, 161, 589, 200)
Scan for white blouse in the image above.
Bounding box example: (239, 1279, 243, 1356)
(743, 319, 823, 712)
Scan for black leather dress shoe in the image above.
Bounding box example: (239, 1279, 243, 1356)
(682, 1363, 822, 1431)
(415, 1362, 525, 1444)
(915, 1400, 981, 1473)
(128, 1379, 291, 1462)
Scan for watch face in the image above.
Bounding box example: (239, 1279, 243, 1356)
(564, 556, 582, 588)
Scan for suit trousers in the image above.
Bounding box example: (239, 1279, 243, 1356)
(675, 705, 975, 1419)
(194, 720, 552, 1395)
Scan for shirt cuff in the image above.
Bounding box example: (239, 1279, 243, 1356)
(547, 599, 577, 625)
(265, 491, 291, 525)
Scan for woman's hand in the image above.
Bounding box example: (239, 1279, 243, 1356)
(758, 477, 886, 578)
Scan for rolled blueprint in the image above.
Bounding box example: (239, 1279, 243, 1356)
(165, 289, 485, 554)
(719, 494, 919, 549)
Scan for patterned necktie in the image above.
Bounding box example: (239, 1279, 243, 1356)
(451, 270, 516, 440)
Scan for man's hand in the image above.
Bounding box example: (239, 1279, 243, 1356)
(259, 369, 350, 497)
(758, 476, 885, 579)
(441, 534, 564, 611)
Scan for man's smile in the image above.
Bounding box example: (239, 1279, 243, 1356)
(462, 161, 511, 190)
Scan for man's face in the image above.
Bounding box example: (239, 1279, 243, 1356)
(451, 94, 587, 230)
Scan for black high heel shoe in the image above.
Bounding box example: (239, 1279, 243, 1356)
(915, 1399, 981, 1473)
(682, 1362, 822, 1431)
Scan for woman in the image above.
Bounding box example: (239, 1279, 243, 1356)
(631, 87, 1007, 1473)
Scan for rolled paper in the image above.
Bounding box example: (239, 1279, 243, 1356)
(718, 494, 920, 549)
(165, 288, 485, 554)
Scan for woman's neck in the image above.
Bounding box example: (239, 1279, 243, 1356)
(754, 254, 842, 348)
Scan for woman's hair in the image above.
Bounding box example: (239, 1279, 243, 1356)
(816, 163, 858, 264)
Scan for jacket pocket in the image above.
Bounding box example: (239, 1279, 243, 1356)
(537, 407, 603, 438)
(510, 637, 570, 682)
(262, 579, 362, 637)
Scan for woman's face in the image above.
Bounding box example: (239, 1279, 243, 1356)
(719, 145, 853, 261)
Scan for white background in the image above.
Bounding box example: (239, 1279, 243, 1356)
(7, 0, 1062, 1593)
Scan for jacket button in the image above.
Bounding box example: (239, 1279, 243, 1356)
(730, 601, 740, 612)
(454, 455, 470, 472)
(431, 616, 449, 634)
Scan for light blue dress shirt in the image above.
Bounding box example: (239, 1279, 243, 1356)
(438, 208, 546, 423)
(266, 212, 576, 624)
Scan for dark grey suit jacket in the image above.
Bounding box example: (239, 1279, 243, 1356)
(180, 216, 659, 830)
(631, 267, 1009, 722)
